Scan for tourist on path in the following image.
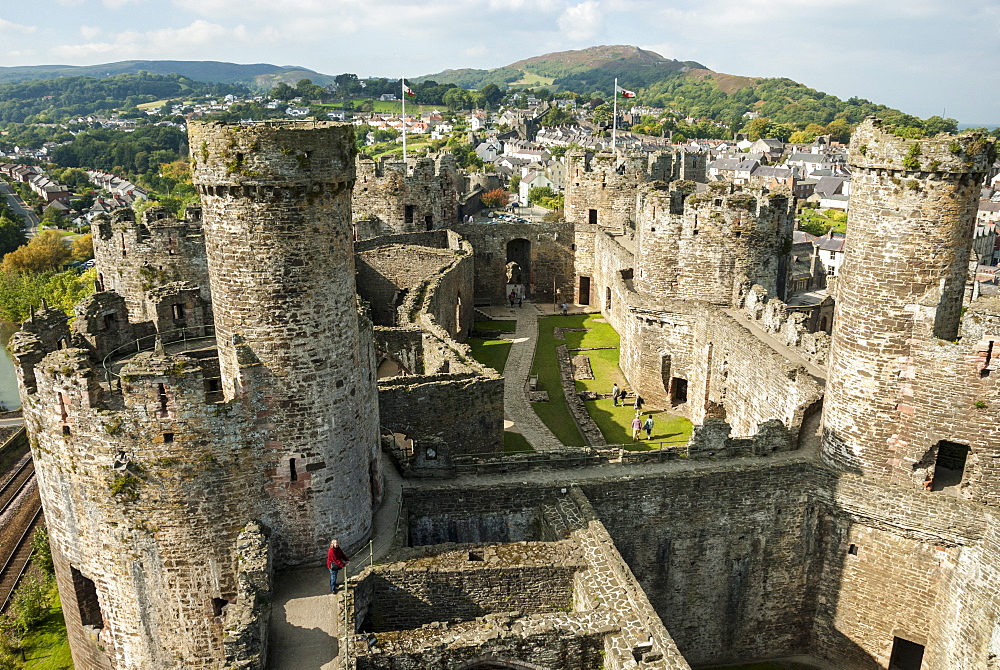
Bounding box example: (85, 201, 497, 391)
(327, 539, 348, 594)
(518, 294, 523, 308)
(612, 383, 620, 407)
(632, 414, 643, 441)
(643, 414, 654, 439)
(634, 395, 644, 411)
(509, 290, 516, 307)
(561, 302, 568, 316)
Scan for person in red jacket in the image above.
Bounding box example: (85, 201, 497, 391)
(327, 539, 348, 593)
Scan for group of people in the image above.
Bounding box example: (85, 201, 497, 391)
(508, 290, 523, 308)
(612, 383, 654, 441)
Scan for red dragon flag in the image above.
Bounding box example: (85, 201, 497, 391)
(403, 83, 416, 98)
(616, 85, 636, 98)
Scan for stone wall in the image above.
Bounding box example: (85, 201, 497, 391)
(564, 150, 672, 231)
(634, 181, 794, 306)
(378, 372, 504, 460)
(353, 154, 460, 235)
(352, 542, 582, 632)
(92, 206, 209, 322)
(451, 221, 576, 305)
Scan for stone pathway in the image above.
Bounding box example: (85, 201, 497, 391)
(480, 302, 564, 451)
(268, 459, 405, 669)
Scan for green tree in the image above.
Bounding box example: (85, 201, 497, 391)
(442, 88, 471, 111)
(31, 527, 54, 576)
(592, 104, 613, 126)
(0, 215, 26, 256)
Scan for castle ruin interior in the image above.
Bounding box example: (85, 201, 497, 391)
(10, 118, 1000, 670)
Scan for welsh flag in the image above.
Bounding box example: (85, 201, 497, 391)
(616, 85, 636, 98)
(403, 83, 416, 98)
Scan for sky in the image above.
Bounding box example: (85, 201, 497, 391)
(1, 0, 997, 124)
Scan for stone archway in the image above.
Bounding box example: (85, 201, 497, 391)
(505, 238, 531, 301)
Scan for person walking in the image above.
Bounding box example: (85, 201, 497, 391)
(518, 294, 523, 308)
(509, 290, 516, 307)
(634, 394, 644, 411)
(327, 539, 348, 594)
(631, 414, 643, 441)
(643, 413, 654, 439)
(561, 302, 568, 316)
(612, 383, 620, 407)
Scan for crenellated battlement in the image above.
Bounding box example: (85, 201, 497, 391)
(634, 181, 794, 304)
(353, 152, 461, 235)
(849, 116, 996, 175)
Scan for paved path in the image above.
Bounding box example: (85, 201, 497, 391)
(268, 458, 404, 669)
(0, 181, 39, 237)
(480, 302, 563, 451)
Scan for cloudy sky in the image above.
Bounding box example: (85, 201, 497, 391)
(1, 0, 996, 124)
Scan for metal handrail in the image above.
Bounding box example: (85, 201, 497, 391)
(100, 327, 218, 379)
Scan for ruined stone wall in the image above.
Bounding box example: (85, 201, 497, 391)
(564, 150, 672, 231)
(823, 118, 998, 487)
(451, 221, 576, 305)
(91, 206, 209, 322)
(572, 222, 598, 306)
(634, 182, 794, 306)
(353, 543, 581, 632)
(582, 462, 824, 667)
(356, 245, 461, 327)
(189, 121, 380, 565)
(352, 154, 460, 235)
(378, 372, 503, 458)
(373, 326, 424, 376)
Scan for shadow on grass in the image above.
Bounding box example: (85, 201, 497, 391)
(503, 431, 535, 454)
(466, 338, 513, 374)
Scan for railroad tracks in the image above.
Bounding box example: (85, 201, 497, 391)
(0, 456, 42, 612)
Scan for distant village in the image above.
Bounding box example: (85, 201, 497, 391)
(1, 86, 999, 294)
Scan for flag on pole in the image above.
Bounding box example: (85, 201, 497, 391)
(616, 85, 636, 99)
(403, 83, 416, 98)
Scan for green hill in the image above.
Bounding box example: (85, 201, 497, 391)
(0, 60, 336, 88)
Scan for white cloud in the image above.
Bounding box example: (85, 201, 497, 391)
(80, 25, 102, 39)
(558, 1, 603, 41)
(0, 19, 37, 34)
(103, 0, 140, 7)
(50, 19, 238, 60)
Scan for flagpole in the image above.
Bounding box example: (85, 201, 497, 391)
(612, 77, 618, 153)
(401, 78, 408, 161)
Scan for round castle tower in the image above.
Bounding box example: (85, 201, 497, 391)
(635, 181, 794, 305)
(823, 117, 997, 483)
(189, 121, 380, 561)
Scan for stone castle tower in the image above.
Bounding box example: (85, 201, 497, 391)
(823, 117, 999, 500)
(634, 181, 794, 305)
(11, 121, 381, 669)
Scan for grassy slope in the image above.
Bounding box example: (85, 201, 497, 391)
(466, 338, 512, 375)
(474, 319, 516, 333)
(22, 588, 72, 669)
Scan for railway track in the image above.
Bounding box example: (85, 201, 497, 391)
(0, 456, 34, 515)
(0, 500, 42, 612)
(0, 458, 42, 613)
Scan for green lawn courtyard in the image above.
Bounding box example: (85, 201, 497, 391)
(531, 313, 692, 450)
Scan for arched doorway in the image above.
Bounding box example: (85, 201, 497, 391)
(505, 238, 530, 303)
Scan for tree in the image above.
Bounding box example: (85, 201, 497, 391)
(0, 215, 26, 256)
(442, 88, 471, 111)
(480, 188, 509, 209)
(538, 106, 575, 127)
(2, 230, 72, 274)
(71, 233, 94, 262)
(509, 173, 520, 192)
(788, 131, 815, 144)
(592, 103, 613, 126)
(528, 186, 556, 204)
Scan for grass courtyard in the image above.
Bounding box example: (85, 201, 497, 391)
(465, 320, 533, 454)
(20, 588, 72, 669)
(531, 314, 692, 450)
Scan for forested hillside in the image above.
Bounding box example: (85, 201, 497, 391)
(0, 72, 247, 124)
